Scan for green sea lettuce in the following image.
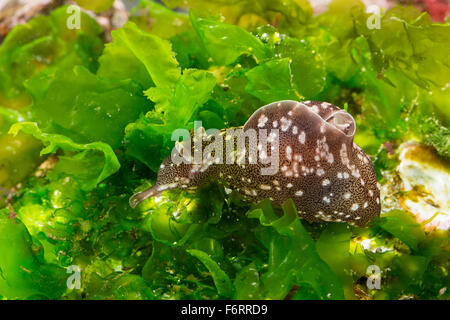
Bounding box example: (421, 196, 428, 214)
(0, 6, 103, 109)
(0, 209, 67, 299)
(0, 0, 448, 301)
(9, 122, 120, 191)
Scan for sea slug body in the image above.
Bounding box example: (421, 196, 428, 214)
(130, 100, 381, 226)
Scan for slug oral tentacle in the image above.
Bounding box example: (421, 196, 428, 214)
(130, 100, 381, 226)
(129, 186, 161, 208)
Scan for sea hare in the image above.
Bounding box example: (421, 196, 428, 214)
(130, 100, 381, 226)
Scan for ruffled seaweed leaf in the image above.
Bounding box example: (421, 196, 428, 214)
(9, 122, 120, 191)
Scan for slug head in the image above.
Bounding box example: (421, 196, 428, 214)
(129, 137, 213, 208)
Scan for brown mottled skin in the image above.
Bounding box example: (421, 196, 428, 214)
(130, 101, 381, 226)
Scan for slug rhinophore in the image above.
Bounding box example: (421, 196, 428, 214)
(130, 100, 381, 226)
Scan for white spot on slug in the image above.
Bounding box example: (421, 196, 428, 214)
(320, 125, 326, 134)
(298, 131, 306, 144)
(258, 114, 268, 128)
(286, 146, 292, 160)
(327, 153, 334, 164)
(280, 117, 292, 132)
